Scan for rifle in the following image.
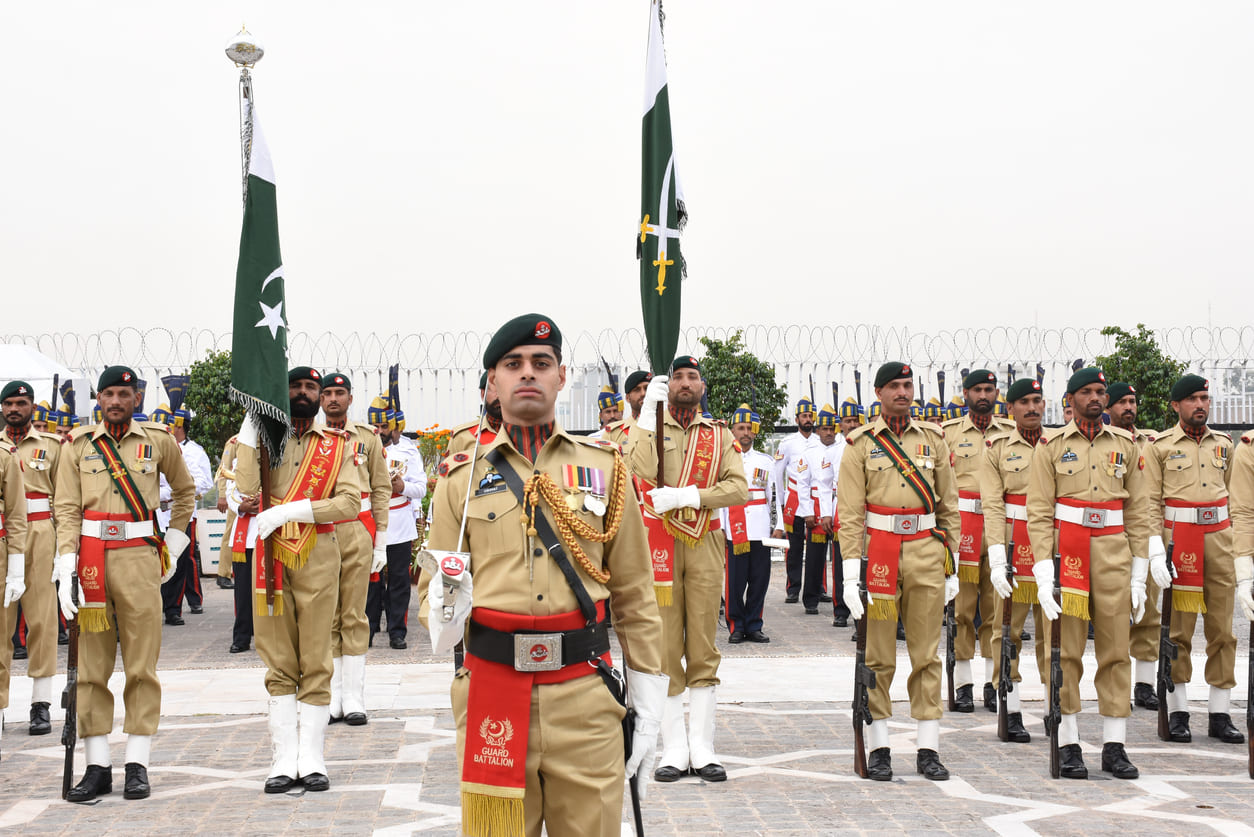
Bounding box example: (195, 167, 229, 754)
(1045, 550, 1063, 779)
(944, 599, 956, 711)
(1156, 545, 1178, 742)
(852, 552, 875, 778)
(60, 574, 80, 800)
(1248, 617, 1253, 779)
(996, 542, 1017, 742)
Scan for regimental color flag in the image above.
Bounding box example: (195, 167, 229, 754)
(638, 0, 686, 375)
(230, 102, 292, 459)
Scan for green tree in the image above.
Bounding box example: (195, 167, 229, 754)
(185, 349, 245, 469)
(1095, 324, 1186, 432)
(698, 331, 788, 450)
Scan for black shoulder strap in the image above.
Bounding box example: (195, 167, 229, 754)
(485, 448, 598, 626)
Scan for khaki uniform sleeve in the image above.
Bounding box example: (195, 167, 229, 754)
(980, 439, 1007, 548)
(366, 432, 390, 533)
(625, 425, 660, 484)
(1230, 439, 1254, 557)
(54, 438, 85, 556)
(1027, 441, 1058, 563)
(2, 450, 27, 556)
(931, 434, 960, 556)
(235, 444, 261, 498)
(837, 437, 867, 563)
(1142, 439, 1167, 535)
(1122, 438, 1151, 558)
(698, 429, 748, 511)
(604, 480, 663, 675)
(160, 432, 197, 534)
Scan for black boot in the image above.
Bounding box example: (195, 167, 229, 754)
(866, 747, 892, 781)
(264, 775, 297, 793)
(1058, 743, 1087, 779)
(1208, 713, 1245, 744)
(29, 702, 52, 735)
(1168, 711, 1191, 743)
(124, 763, 151, 799)
(1101, 742, 1138, 779)
(67, 764, 113, 802)
(301, 772, 330, 792)
(692, 762, 727, 782)
(1133, 682, 1158, 710)
(915, 748, 949, 781)
(983, 682, 997, 713)
(1005, 712, 1031, 743)
(954, 684, 975, 713)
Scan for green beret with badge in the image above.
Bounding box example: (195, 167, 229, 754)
(98, 365, 139, 391)
(1105, 381, 1135, 405)
(1006, 378, 1042, 403)
(482, 313, 563, 369)
(1170, 374, 1208, 402)
(288, 366, 322, 385)
(1, 380, 34, 402)
(962, 369, 996, 389)
(874, 361, 912, 389)
(1066, 366, 1106, 394)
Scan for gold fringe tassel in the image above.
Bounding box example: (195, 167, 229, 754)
(1061, 591, 1090, 620)
(1012, 580, 1037, 605)
(159, 545, 171, 577)
(944, 551, 955, 576)
(810, 531, 827, 544)
(783, 522, 793, 534)
(232, 550, 247, 564)
(732, 541, 751, 555)
(868, 596, 897, 622)
(1172, 589, 1206, 614)
(461, 792, 525, 837)
(957, 564, 980, 584)
(654, 583, 673, 607)
(78, 606, 111, 634)
(273, 536, 316, 571)
(255, 591, 285, 618)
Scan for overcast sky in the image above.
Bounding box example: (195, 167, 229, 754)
(3, 1, 1251, 345)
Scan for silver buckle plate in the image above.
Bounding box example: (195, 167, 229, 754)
(1197, 506, 1220, 525)
(100, 522, 127, 541)
(891, 515, 920, 535)
(514, 632, 563, 672)
(970, 499, 982, 514)
(1081, 508, 1108, 528)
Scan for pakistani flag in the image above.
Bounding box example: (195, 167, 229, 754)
(638, 0, 686, 375)
(230, 103, 292, 459)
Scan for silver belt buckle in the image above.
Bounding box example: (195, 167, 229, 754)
(1082, 508, 1108, 528)
(1197, 506, 1219, 524)
(970, 499, 982, 514)
(891, 514, 919, 535)
(515, 632, 563, 672)
(100, 522, 127, 541)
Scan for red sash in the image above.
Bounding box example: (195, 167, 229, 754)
(782, 485, 800, 533)
(1055, 498, 1124, 619)
(232, 513, 253, 557)
(78, 510, 162, 633)
(1004, 494, 1037, 604)
(726, 497, 764, 555)
(957, 490, 984, 583)
(864, 503, 931, 620)
(1165, 498, 1230, 614)
(643, 510, 676, 605)
(461, 602, 609, 837)
(268, 433, 346, 570)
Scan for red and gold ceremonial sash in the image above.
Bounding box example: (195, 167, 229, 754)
(643, 510, 676, 605)
(782, 482, 800, 533)
(726, 496, 765, 555)
(266, 433, 346, 570)
(957, 489, 985, 583)
(1165, 498, 1230, 614)
(232, 513, 253, 560)
(1004, 494, 1037, 604)
(869, 429, 954, 575)
(78, 510, 162, 633)
(90, 434, 170, 573)
(864, 503, 932, 620)
(1054, 498, 1124, 619)
(462, 602, 609, 837)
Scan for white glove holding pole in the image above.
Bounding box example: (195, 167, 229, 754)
(1130, 556, 1149, 623)
(648, 484, 700, 514)
(635, 376, 670, 435)
(255, 499, 315, 541)
(988, 544, 1013, 599)
(1234, 555, 1254, 621)
(842, 559, 864, 620)
(371, 532, 387, 574)
(1033, 558, 1060, 621)
(623, 668, 669, 800)
(3, 554, 26, 607)
(236, 416, 260, 450)
(1148, 535, 1172, 588)
(427, 570, 474, 655)
(55, 553, 78, 620)
(161, 527, 190, 583)
(944, 574, 960, 604)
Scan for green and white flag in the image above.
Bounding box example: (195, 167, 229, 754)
(230, 103, 291, 459)
(638, 0, 686, 375)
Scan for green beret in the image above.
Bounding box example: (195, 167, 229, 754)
(963, 369, 997, 389)
(98, 365, 139, 391)
(483, 313, 562, 369)
(478, 371, 488, 391)
(1105, 382, 1136, 405)
(1006, 378, 1043, 403)
(874, 362, 913, 389)
(624, 370, 653, 393)
(671, 355, 700, 374)
(323, 372, 351, 391)
(1170, 374, 1209, 402)
(0, 381, 34, 402)
(1066, 366, 1106, 394)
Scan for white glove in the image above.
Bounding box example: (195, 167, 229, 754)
(55, 553, 78, 620)
(988, 543, 1013, 600)
(1235, 555, 1254, 621)
(1033, 559, 1060, 621)
(841, 559, 864, 619)
(1130, 556, 1149, 623)
(371, 532, 387, 574)
(255, 499, 315, 541)
(944, 574, 960, 604)
(165, 527, 191, 558)
(635, 375, 670, 435)
(648, 484, 700, 514)
(1148, 535, 1172, 589)
(427, 570, 474, 655)
(237, 416, 260, 450)
(623, 668, 669, 799)
(4, 554, 26, 607)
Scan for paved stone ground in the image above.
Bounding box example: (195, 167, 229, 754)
(1, 561, 1251, 835)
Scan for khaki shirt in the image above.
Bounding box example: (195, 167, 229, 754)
(234, 424, 362, 525)
(55, 421, 194, 555)
(605, 414, 637, 448)
(624, 412, 747, 511)
(425, 424, 663, 674)
(340, 421, 391, 533)
(1142, 423, 1232, 534)
(445, 417, 499, 460)
(1025, 421, 1152, 562)
(837, 416, 960, 564)
(1, 444, 28, 555)
(1223, 430, 1254, 557)
(217, 436, 239, 496)
(942, 414, 1014, 495)
(980, 427, 1041, 547)
(8, 428, 63, 498)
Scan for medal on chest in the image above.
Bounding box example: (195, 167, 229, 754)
(1214, 444, 1229, 469)
(1106, 451, 1125, 478)
(563, 464, 607, 516)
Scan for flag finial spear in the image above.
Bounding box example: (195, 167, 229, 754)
(226, 27, 264, 67)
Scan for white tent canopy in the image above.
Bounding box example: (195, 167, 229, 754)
(0, 344, 84, 412)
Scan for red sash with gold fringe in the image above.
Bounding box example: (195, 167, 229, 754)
(266, 433, 345, 570)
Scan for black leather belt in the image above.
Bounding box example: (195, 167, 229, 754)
(466, 618, 610, 673)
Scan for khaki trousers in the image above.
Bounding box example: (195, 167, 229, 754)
(331, 521, 372, 657)
(452, 668, 626, 837)
(1129, 578, 1162, 663)
(217, 510, 237, 578)
(661, 531, 724, 696)
(1172, 528, 1237, 688)
(1059, 533, 1131, 717)
(78, 544, 165, 737)
(866, 537, 946, 721)
(991, 601, 1047, 685)
(255, 532, 341, 705)
(956, 547, 996, 662)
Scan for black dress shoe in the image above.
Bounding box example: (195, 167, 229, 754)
(896, 624, 906, 641)
(1020, 629, 1031, 642)
(866, 747, 892, 781)
(217, 578, 234, 589)
(953, 684, 975, 713)
(983, 682, 997, 713)
(1168, 711, 1191, 742)
(344, 712, 368, 726)
(833, 615, 848, 628)
(265, 775, 297, 794)
(165, 614, 184, 626)
(390, 637, 407, 650)
(653, 764, 686, 782)
(728, 630, 745, 643)
(916, 748, 949, 781)
(1087, 622, 1095, 640)
(189, 605, 204, 615)
(301, 772, 330, 792)
(805, 606, 819, 615)
(1133, 682, 1158, 710)
(1101, 742, 1138, 779)
(1005, 712, 1031, 743)
(13, 645, 27, 660)
(1209, 712, 1245, 744)
(67, 764, 113, 802)
(745, 630, 770, 643)
(692, 762, 727, 782)
(1058, 743, 1088, 779)
(784, 595, 799, 604)
(58, 633, 69, 646)
(818, 594, 833, 603)
(230, 643, 249, 654)
(124, 763, 151, 799)
(30, 702, 52, 735)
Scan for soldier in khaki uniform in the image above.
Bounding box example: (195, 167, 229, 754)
(0, 434, 28, 763)
(1026, 367, 1151, 780)
(319, 373, 389, 725)
(626, 354, 747, 784)
(420, 314, 666, 837)
(54, 365, 195, 801)
(445, 372, 502, 459)
(838, 362, 960, 781)
(605, 370, 652, 447)
(2, 381, 60, 736)
(942, 369, 1013, 712)
(1142, 374, 1244, 744)
(235, 366, 362, 794)
(1230, 416, 1254, 672)
(215, 435, 239, 589)
(980, 378, 1049, 744)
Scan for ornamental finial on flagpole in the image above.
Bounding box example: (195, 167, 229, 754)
(225, 26, 264, 67)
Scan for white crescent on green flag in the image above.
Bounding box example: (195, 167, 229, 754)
(230, 102, 292, 459)
(639, 0, 686, 375)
